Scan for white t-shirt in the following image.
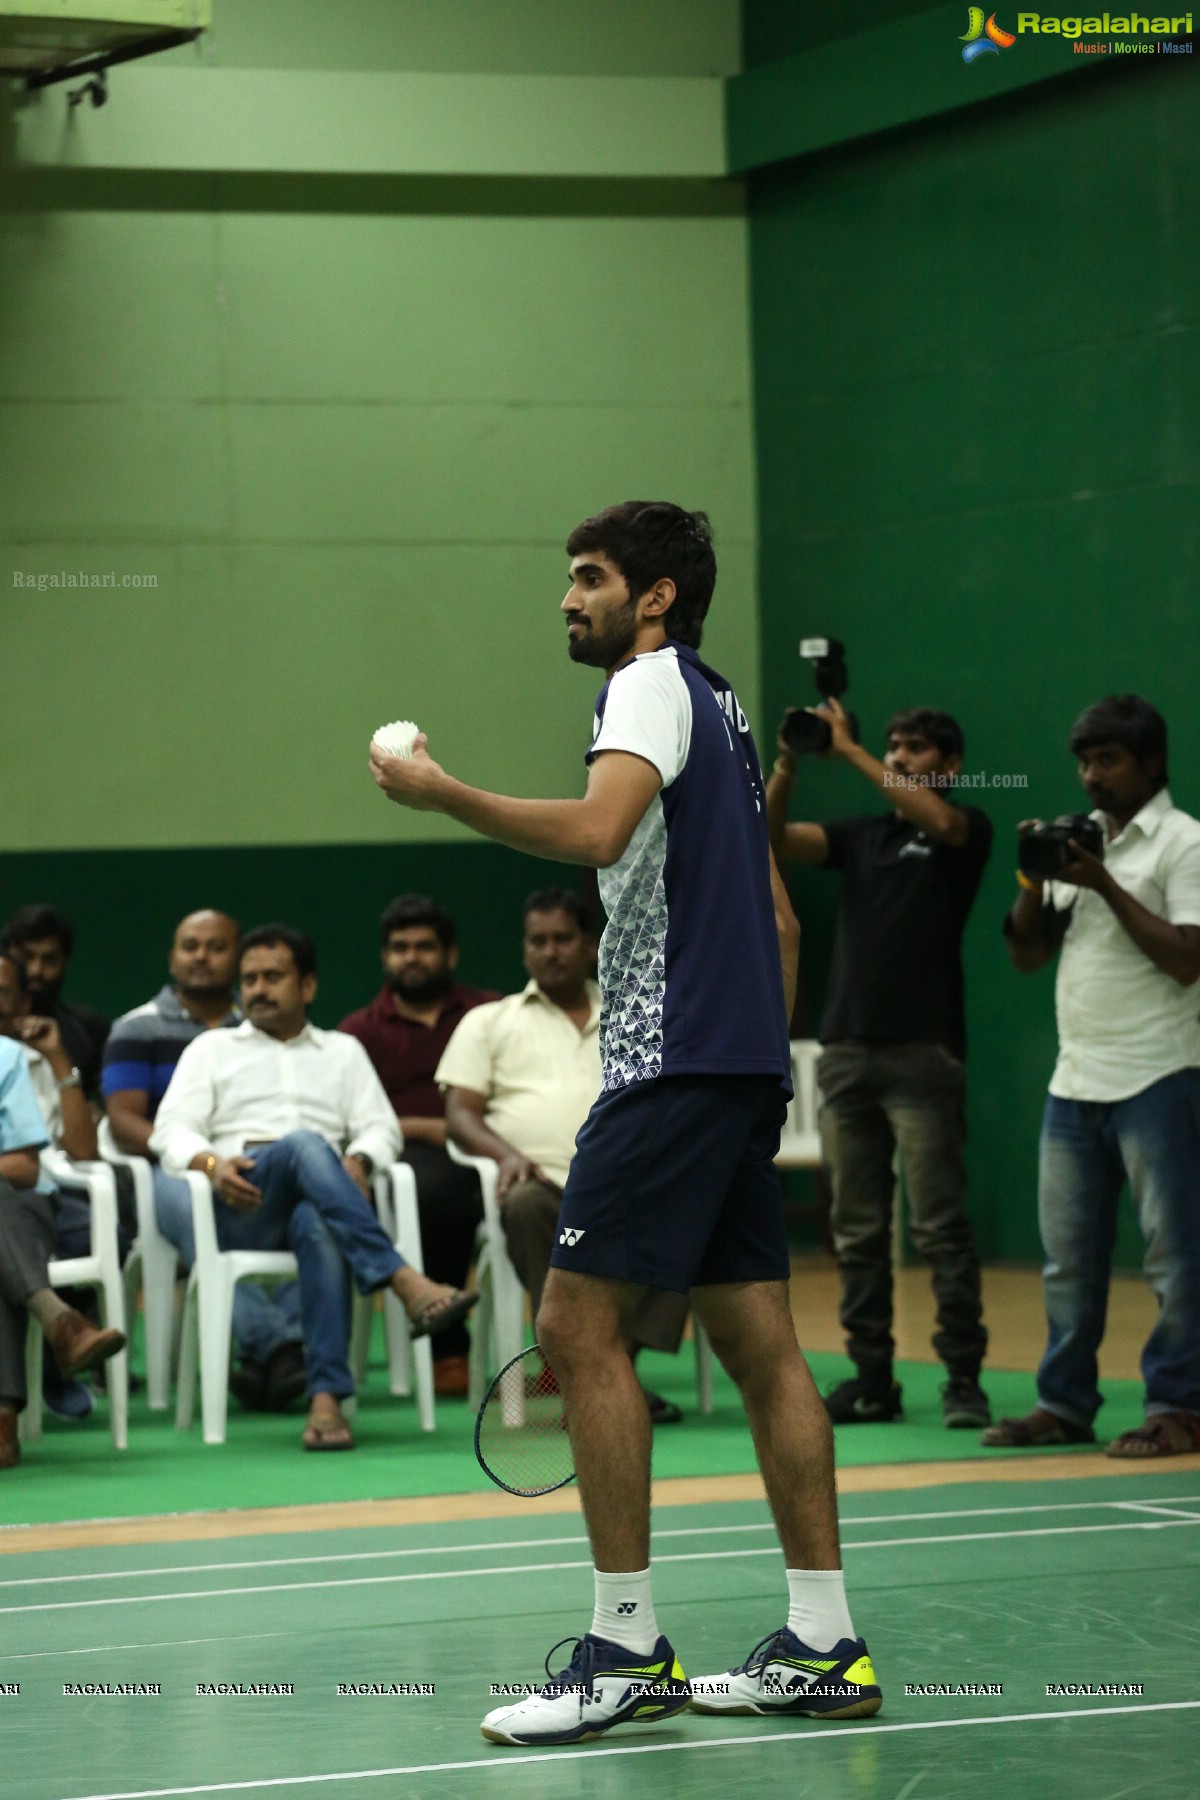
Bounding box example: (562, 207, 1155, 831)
(1045, 788, 1200, 1101)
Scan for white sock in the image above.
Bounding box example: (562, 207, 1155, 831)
(590, 1567, 659, 1653)
(786, 1568, 855, 1649)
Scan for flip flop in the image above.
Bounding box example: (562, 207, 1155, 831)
(302, 1414, 355, 1452)
(980, 1412, 1094, 1448)
(1105, 1414, 1200, 1459)
(408, 1288, 480, 1341)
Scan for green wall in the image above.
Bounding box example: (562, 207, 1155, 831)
(0, 203, 755, 853)
(0, 0, 756, 1021)
(742, 0, 939, 64)
(746, 41, 1200, 1262)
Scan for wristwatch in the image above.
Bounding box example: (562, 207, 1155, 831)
(56, 1067, 82, 1092)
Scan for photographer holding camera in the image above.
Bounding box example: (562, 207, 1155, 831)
(769, 673, 992, 1430)
(986, 695, 1200, 1457)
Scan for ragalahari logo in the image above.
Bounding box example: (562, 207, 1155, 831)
(961, 8, 1017, 58)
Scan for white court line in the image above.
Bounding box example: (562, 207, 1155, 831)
(0, 1631, 291, 1663)
(8, 1494, 1200, 1590)
(1112, 1500, 1200, 1521)
(0, 1535, 596, 1588)
(5, 1516, 1199, 1617)
(53, 1700, 1200, 1800)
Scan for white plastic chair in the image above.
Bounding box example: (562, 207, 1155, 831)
(20, 1148, 129, 1451)
(775, 1039, 823, 1169)
(446, 1145, 529, 1412)
(175, 1159, 434, 1444)
(99, 1119, 179, 1412)
(365, 1165, 435, 1422)
(448, 1143, 716, 1416)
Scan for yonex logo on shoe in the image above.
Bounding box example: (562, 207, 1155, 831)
(559, 1228, 586, 1246)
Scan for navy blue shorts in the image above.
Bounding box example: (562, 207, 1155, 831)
(549, 1074, 790, 1293)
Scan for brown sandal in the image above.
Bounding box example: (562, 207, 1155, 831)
(981, 1409, 1095, 1448)
(1105, 1413, 1200, 1459)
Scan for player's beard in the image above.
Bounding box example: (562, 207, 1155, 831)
(567, 597, 639, 669)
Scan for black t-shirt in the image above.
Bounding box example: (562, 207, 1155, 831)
(818, 807, 992, 1059)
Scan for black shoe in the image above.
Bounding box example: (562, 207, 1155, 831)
(263, 1342, 308, 1412)
(942, 1374, 991, 1429)
(643, 1389, 684, 1426)
(228, 1360, 267, 1412)
(824, 1376, 903, 1424)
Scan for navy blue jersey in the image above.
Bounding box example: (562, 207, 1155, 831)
(585, 642, 791, 1093)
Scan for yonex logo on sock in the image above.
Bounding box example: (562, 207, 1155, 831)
(559, 1227, 585, 1246)
(616, 1602, 637, 1615)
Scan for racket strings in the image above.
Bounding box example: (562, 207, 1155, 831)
(474, 1344, 576, 1497)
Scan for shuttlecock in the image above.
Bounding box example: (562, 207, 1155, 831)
(372, 719, 421, 759)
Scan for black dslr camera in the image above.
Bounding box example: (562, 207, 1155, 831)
(780, 637, 859, 757)
(1018, 813, 1105, 879)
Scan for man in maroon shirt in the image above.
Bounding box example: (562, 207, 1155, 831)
(339, 896, 498, 1394)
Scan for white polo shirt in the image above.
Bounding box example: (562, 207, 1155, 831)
(1045, 788, 1200, 1101)
(435, 980, 602, 1188)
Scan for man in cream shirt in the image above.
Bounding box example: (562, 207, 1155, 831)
(151, 923, 476, 1449)
(438, 890, 687, 1409)
(991, 696, 1200, 1458)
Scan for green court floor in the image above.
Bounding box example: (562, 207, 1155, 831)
(2, 1471, 1197, 1800)
(6, 1317, 1148, 1527)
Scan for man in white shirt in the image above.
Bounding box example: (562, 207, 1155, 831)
(103, 909, 309, 1414)
(989, 696, 1200, 1457)
(150, 924, 477, 1450)
(438, 890, 688, 1405)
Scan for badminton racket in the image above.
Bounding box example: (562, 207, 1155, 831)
(474, 1344, 575, 1497)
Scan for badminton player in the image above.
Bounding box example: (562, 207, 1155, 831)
(370, 501, 881, 1745)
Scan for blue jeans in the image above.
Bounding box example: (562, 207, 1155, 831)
(213, 1132, 404, 1400)
(1037, 1068, 1200, 1427)
(153, 1165, 303, 1372)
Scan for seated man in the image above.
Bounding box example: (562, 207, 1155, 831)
(1, 904, 109, 1101)
(438, 889, 687, 1422)
(0, 1036, 125, 1471)
(0, 944, 128, 1421)
(103, 909, 305, 1412)
(0, 946, 98, 1166)
(149, 923, 476, 1450)
(339, 894, 498, 1397)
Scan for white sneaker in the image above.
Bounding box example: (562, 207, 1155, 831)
(690, 1628, 882, 1719)
(480, 1632, 690, 1746)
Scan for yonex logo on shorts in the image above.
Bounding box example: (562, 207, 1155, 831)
(559, 1228, 586, 1246)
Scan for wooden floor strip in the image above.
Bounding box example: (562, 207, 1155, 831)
(3, 1451, 1197, 1555)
